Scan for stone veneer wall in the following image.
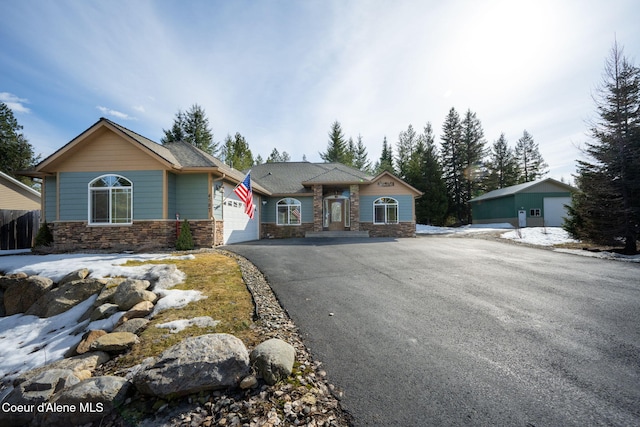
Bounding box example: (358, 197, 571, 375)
(262, 223, 314, 239)
(360, 222, 416, 238)
(349, 184, 360, 231)
(52, 220, 220, 251)
(313, 185, 323, 232)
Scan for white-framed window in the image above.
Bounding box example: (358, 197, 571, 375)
(277, 198, 301, 225)
(530, 208, 541, 217)
(89, 174, 132, 224)
(374, 197, 398, 224)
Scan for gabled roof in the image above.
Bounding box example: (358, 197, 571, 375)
(0, 171, 41, 199)
(20, 118, 269, 194)
(470, 178, 576, 203)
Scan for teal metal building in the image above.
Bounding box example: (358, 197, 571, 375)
(470, 178, 576, 227)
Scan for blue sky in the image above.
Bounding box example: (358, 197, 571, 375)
(1, 0, 638, 181)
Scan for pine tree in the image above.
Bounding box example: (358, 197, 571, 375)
(221, 132, 254, 170)
(0, 102, 40, 184)
(396, 124, 418, 180)
(320, 121, 349, 164)
(266, 148, 290, 163)
(460, 109, 487, 222)
(352, 134, 372, 173)
(440, 107, 465, 223)
(374, 136, 395, 174)
(162, 104, 217, 155)
(515, 130, 548, 183)
(485, 133, 519, 191)
(410, 123, 448, 225)
(176, 219, 194, 250)
(565, 42, 640, 254)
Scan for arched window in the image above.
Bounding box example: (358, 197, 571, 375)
(277, 198, 301, 225)
(89, 175, 132, 224)
(373, 197, 398, 224)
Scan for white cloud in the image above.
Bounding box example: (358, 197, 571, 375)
(96, 105, 136, 120)
(0, 92, 31, 113)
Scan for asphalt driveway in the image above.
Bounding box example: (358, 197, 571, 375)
(228, 236, 640, 426)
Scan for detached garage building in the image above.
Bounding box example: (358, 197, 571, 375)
(470, 178, 576, 227)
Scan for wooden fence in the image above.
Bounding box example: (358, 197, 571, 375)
(0, 209, 41, 250)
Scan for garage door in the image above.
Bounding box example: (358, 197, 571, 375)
(223, 188, 259, 244)
(543, 197, 571, 227)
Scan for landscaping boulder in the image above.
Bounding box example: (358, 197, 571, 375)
(58, 268, 90, 286)
(116, 300, 154, 325)
(0, 289, 5, 317)
(37, 376, 131, 427)
(89, 303, 120, 321)
(89, 332, 139, 353)
(134, 333, 250, 398)
(3, 275, 54, 315)
(13, 351, 110, 386)
(26, 278, 106, 318)
(112, 279, 156, 310)
(0, 272, 28, 290)
(113, 318, 150, 335)
(250, 338, 296, 385)
(75, 330, 107, 355)
(93, 279, 124, 306)
(0, 369, 81, 426)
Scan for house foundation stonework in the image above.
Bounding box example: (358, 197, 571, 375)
(360, 222, 417, 238)
(51, 220, 220, 251)
(262, 223, 314, 239)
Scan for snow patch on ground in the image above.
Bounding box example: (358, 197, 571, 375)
(0, 253, 198, 383)
(156, 316, 220, 333)
(501, 227, 580, 246)
(416, 223, 514, 235)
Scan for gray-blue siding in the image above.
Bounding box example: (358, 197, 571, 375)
(174, 174, 209, 220)
(359, 195, 414, 222)
(261, 197, 314, 223)
(56, 171, 164, 220)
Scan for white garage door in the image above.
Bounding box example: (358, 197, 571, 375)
(543, 197, 571, 227)
(223, 188, 259, 244)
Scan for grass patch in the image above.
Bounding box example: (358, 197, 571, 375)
(115, 252, 259, 370)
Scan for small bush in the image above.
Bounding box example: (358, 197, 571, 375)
(176, 219, 194, 250)
(34, 221, 53, 247)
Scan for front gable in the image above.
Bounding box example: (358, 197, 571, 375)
(360, 171, 422, 197)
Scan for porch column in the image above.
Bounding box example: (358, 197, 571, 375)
(313, 184, 323, 231)
(349, 184, 360, 231)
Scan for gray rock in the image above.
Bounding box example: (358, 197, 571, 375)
(134, 333, 250, 398)
(75, 330, 108, 355)
(0, 288, 4, 317)
(13, 351, 110, 386)
(89, 303, 120, 321)
(250, 338, 296, 385)
(112, 279, 156, 310)
(89, 332, 139, 353)
(93, 279, 124, 306)
(26, 278, 106, 318)
(113, 318, 150, 335)
(0, 272, 28, 290)
(58, 268, 90, 286)
(37, 376, 131, 427)
(3, 275, 54, 315)
(0, 369, 80, 426)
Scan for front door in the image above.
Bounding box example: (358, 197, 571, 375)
(328, 199, 345, 231)
(518, 210, 527, 228)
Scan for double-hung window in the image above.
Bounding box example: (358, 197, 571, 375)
(89, 175, 132, 224)
(373, 197, 398, 224)
(277, 198, 301, 225)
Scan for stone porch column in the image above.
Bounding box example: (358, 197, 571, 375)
(349, 184, 360, 231)
(313, 185, 323, 231)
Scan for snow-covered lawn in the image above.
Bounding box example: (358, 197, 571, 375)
(0, 253, 199, 385)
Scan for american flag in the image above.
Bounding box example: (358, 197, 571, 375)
(234, 171, 254, 219)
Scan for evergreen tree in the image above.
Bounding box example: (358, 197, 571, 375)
(485, 133, 519, 191)
(440, 107, 465, 222)
(460, 109, 487, 222)
(175, 219, 194, 250)
(266, 148, 290, 162)
(515, 130, 548, 182)
(221, 132, 254, 170)
(408, 123, 448, 225)
(162, 104, 217, 155)
(374, 136, 395, 174)
(396, 124, 418, 180)
(0, 102, 40, 184)
(320, 121, 349, 164)
(352, 134, 372, 173)
(254, 154, 264, 165)
(564, 42, 640, 254)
